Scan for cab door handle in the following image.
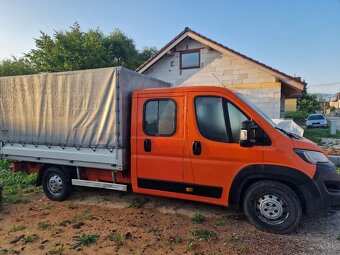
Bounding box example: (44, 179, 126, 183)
(192, 141, 201, 155)
(144, 139, 151, 152)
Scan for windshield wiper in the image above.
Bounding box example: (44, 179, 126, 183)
(275, 127, 296, 139)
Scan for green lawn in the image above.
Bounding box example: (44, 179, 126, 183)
(303, 126, 340, 145)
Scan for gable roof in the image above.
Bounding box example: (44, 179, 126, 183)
(136, 27, 306, 91)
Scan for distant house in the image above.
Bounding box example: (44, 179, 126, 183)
(330, 92, 340, 109)
(137, 27, 305, 119)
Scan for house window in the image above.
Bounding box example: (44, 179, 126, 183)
(143, 99, 176, 136)
(180, 50, 200, 70)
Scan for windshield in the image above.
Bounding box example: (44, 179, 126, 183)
(235, 93, 276, 127)
(308, 115, 324, 120)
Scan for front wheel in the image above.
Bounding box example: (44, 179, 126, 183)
(243, 181, 302, 234)
(42, 166, 72, 201)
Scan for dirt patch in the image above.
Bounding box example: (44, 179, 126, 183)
(0, 188, 339, 255)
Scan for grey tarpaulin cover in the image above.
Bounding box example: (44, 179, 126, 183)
(0, 67, 170, 150)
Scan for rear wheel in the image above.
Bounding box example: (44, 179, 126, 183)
(243, 181, 302, 234)
(42, 166, 72, 201)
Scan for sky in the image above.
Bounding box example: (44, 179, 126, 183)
(0, 0, 339, 94)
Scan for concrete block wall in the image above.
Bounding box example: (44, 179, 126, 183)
(143, 37, 282, 119)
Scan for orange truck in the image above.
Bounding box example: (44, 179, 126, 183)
(1, 67, 339, 234)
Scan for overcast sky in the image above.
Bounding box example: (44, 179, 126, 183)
(0, 0, 339, 94)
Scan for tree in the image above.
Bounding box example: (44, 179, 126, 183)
(25, 22, 155, 72)
(297, 93, 322, 113)
(0, 57, 37, 77)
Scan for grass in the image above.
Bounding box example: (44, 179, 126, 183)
(9, 224, 26, 232)
(191, 211, 205, 224)
(192, 229, 217, 241)
(303, 126, 340, 145)
(215, 219, 226, 226)
(108, 231, 123, 245)
(49, 244, 64, 254)
(167, 235, 183, 245)
(0, 160, 41, 203)
(71, 234, 99, 249)
(37, 222, 52, 230)
(337, 235, 340, 241)
(187, 240, 199, 250)
(127, 200, 144, 208)
(23, 234, 37, 243)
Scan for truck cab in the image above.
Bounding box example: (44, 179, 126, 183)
(130, 86, 340, 233)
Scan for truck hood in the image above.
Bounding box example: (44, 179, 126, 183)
(292, 137, 324, 153)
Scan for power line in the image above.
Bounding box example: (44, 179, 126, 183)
(309, 82, 340, 87)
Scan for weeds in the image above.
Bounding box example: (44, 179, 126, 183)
(71, 234, 99, 249)
(10, 224, 26, 232)
(38, 222, 52, 230)
(167, 235, 182, 245)
(127, 200, 143, 208)
(337, 235, 340, 241)
(23, 234, 37, 243)
(108, 231, 123, 245)
(215, 220, 226, 226)
(192, 229, 217, 241)
(49, 243, 64, 254)
(187, 240, 198, 250)
(192, 211, 205, 224)
(0, 160, 40, 203)
(71, 215, 83, 224)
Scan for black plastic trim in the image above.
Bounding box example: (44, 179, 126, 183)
(228, 164, 323, 216)
(137, 178, 223, 198)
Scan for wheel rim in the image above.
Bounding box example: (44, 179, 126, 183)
(255, 194, 289, 225)
(47, 174, 63, 195)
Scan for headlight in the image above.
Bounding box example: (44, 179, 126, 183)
(294, 149, 329, 164)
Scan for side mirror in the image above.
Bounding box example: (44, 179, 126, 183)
(240, 120, 258, 147)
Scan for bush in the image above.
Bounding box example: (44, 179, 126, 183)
(285, 111, 309, 124)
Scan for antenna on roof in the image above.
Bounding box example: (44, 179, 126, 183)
(211, 73, 225, 87)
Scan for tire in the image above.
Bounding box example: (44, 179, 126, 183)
(42, 166, 72, 201)
(243, 181, 302, 234)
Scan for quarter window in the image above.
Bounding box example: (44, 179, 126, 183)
(180, 50, 200, 69)
(143, 99, 176, 136)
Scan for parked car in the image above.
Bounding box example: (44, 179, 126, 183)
(1, 67, 339, 234)
(305, 114, 328, 128)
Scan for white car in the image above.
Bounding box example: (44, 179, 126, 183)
(305, 114, 328, 128)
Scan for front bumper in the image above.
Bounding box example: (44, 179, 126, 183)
(313, 162, 340, 209)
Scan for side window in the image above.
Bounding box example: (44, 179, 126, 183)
(195, 96, 249, 143)
(143, 99, 176, 136)
(195, 97, 229, 142)
(227, 103, 249, 142)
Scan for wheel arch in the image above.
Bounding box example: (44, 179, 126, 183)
(228, 164, 322, 216)
(37, 164, 75, 186)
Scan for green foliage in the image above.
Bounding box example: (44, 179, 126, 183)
(297, 94, 322, 113)
(10, 224, 26, 232)
(0, 57, 38, 77)
(127, 200, 144, 208)
(167, 235, 183, 244)
(71, 234, 99, 249)
(23, 234, 38, 243)
(215, 220, 226, 226)
(187, 240, 199, 249)
(49, 243, 65, 254)
(285, 110, 309, 119)
(108, 231, 123, 245)
(0, 160, 39, 203)
(337, 234, 340, 241)
(37, 222, 52, 230)
(192, 211, 205, 224)
(191, 229, 217, 241)
(0, 22, 157, 77)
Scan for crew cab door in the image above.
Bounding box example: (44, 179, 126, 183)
(135, 93, 184, 184)
(187, 92, 263, 203)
